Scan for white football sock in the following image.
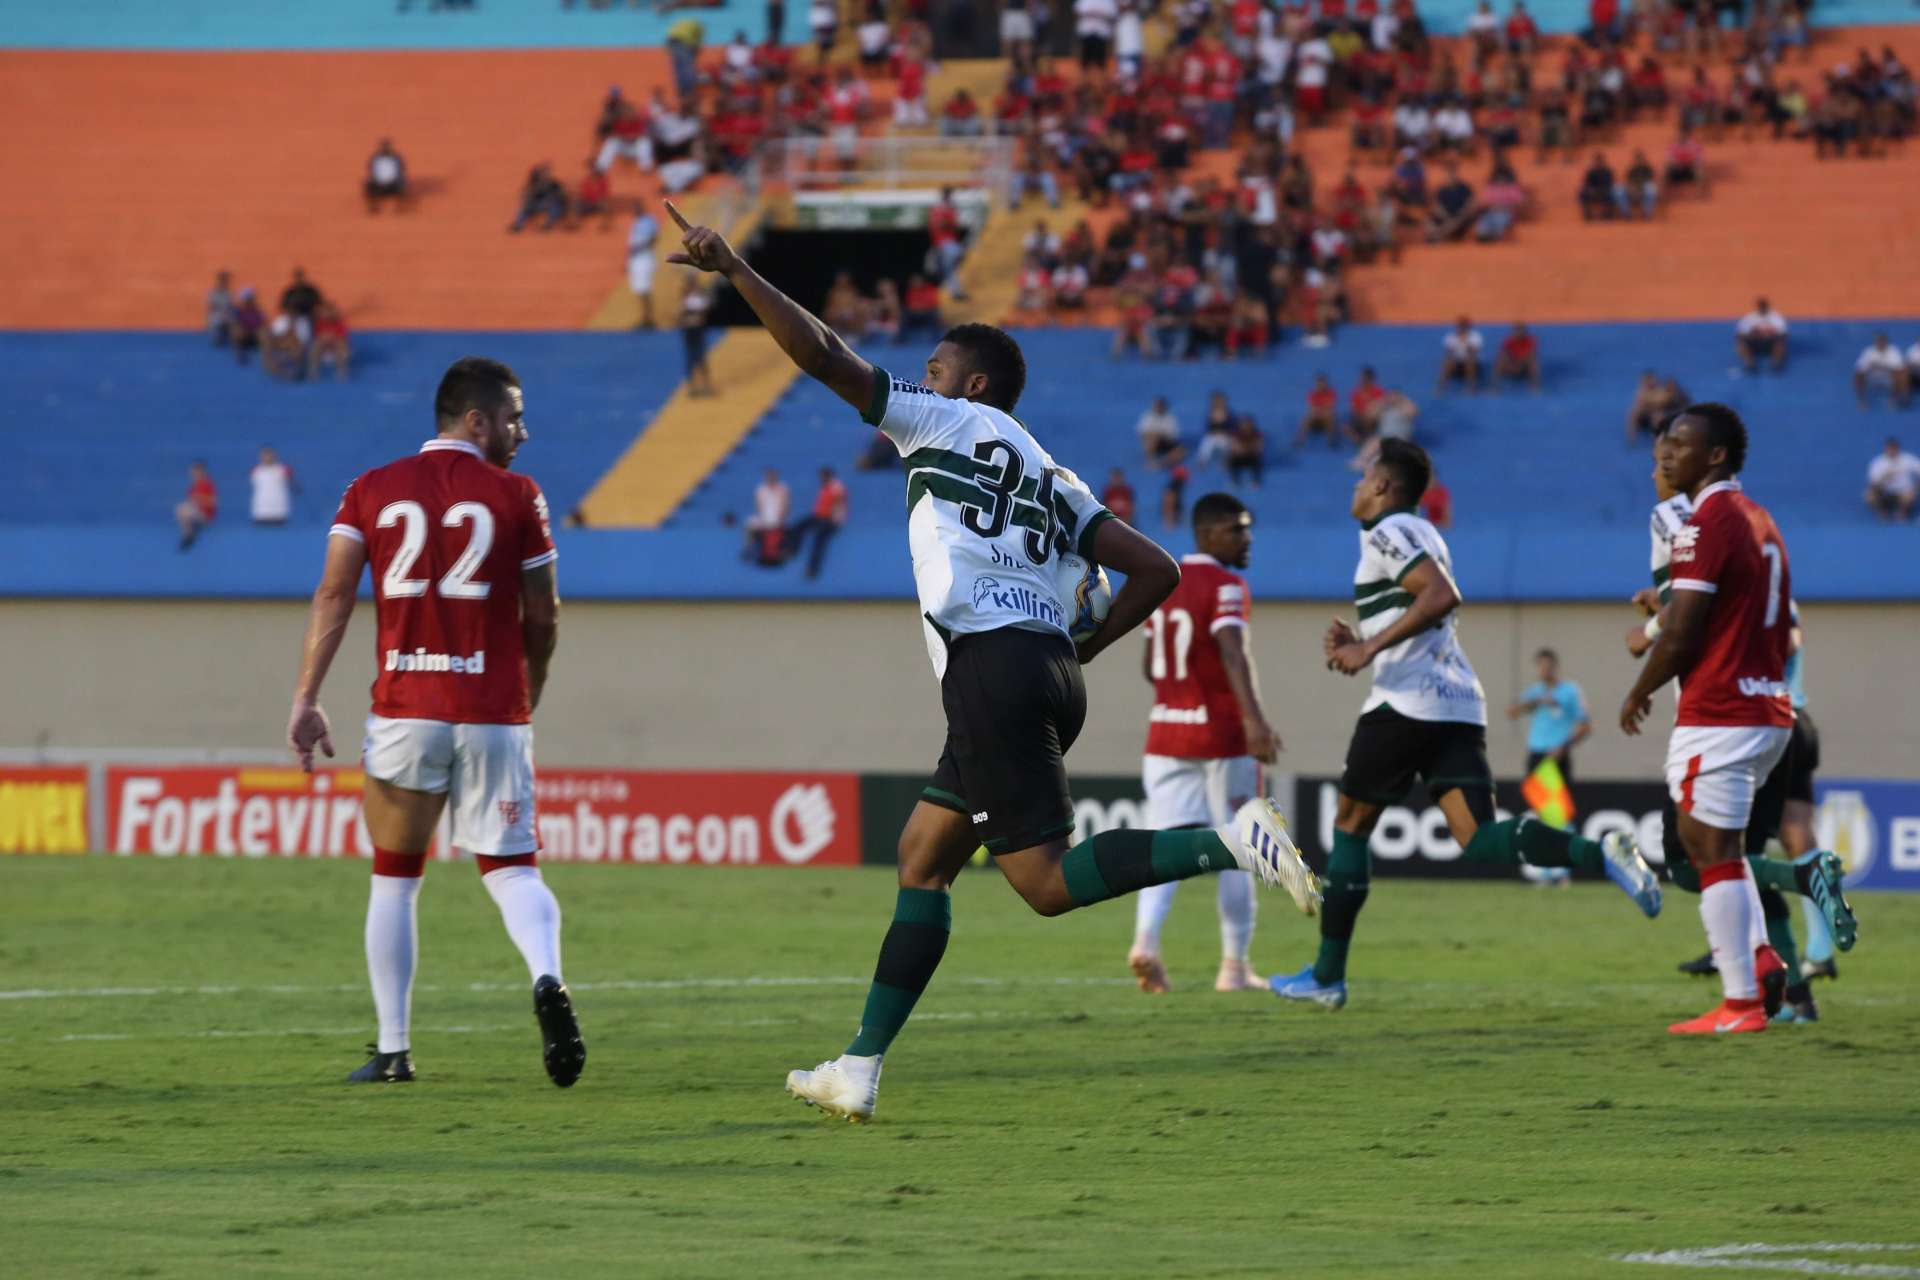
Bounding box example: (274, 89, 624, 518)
(1700, 871, 1759, 1000)
(365, 874, 422, 1054)
(1216, 869, 1257, 962)
(1133, 881, 1178, 954)
(483, 865, 564, 983)
(1743, 873, 1769, 953)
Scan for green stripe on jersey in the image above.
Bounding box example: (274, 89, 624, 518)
(1354, 576, 1397, 601)
(1356, 589, 1415, 620)
(1392, 550, 1430, 583)
(863, 369, 893, 427)
(906, 469, 1052, 535)
(1652, 566, 1671, 585)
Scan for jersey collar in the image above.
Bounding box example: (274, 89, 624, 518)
(1693, 479, 1742, 509)
(421, 438, 485, 459)
(1361, 506, 1414, 530)
(1180, 553, 1221, 566)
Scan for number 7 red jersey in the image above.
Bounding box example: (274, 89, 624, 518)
(329, 438, 557, 724)
(1667, 480, 1792, 729)
(1143, 553, 1251, 759)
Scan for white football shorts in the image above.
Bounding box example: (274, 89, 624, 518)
(1143, 754, 1263, 829)
(1665, 724, 1792, 833)
(362, 715, 538, 856)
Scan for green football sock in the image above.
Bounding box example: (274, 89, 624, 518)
(845, 888, 950, 1058)
(1758, 887, 1800, 974)
(1668, 858, 1701, 894)
(1461, 816, 1606, 874)
(1060, 828, 1234, 908)
(1746, 854, 1801, 897)
(1314, 829, 1372, 985)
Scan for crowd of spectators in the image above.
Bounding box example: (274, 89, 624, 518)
(204, 268, 350, 382)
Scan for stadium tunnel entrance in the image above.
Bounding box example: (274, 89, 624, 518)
(711, 228, 934, 330)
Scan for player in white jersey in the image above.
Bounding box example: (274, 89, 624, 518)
(662, 202, 1319, 1122)
(1271, 439, 1663, 1010)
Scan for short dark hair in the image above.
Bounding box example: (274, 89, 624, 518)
(435, 357, 520, 430)
(940, 323, 1027, 412)
(1681, 401, 1748, 473)
(1191, 490, 1248, 533)
(1535, 647, 1559, 664)
(1376, 438, 1432, 505)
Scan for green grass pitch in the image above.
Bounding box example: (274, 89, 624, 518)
(4, 859, 1918, 1279)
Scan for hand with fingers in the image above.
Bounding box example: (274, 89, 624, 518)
(663, 200, 742, 276)
(288, 699, 335, 773)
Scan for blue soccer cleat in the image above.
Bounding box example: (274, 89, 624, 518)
(1269, 963, 1346, 1010)
(1601, 831, 1662, 918)
(1794, 851, 1857, 953)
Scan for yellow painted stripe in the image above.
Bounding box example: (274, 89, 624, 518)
(577, 329, 800, 529)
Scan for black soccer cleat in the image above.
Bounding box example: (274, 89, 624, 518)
(532, 975, 586, 1089)
(347, 1045, 415, 1083)
(1802, 956, 1839, 982)
(1677, 951, 1717, 977)
(1757, 946, 1787, 1019)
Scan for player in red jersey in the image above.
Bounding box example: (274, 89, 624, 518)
(1128, 493, 1284, 994)
(1621, 404, 1793, 1035)
(286, 357, 584, 1085)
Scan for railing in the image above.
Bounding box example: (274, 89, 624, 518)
(744, 135, 1018, 196)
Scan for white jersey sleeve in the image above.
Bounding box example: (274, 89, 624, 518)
(863, 368, 963, 456)
(1648, 493, 1694, 604)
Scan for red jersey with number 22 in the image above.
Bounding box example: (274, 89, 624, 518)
(330, 438, 557, 725)
(1667, 481, 1792, 729)
(1144, 554, 1251, 758)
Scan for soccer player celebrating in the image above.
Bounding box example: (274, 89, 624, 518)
(286, 357, 585, 1086)
(662, 202, 1319, 1123)
(1128, 492, 1283, 995)
(1272, 439, 1662, 1010)
(1620, 404, 1803, 1035)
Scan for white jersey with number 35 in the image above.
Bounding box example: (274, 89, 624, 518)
(863, 369, 1113, 678)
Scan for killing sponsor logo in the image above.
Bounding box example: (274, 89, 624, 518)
(970, 576, 1065, 629)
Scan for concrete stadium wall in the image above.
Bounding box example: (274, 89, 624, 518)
(3, 600, 1912, 781)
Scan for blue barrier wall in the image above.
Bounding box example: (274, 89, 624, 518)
(6, 322, 1920, 601)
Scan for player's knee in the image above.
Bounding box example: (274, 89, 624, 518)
(1019, 883, 1074, 918)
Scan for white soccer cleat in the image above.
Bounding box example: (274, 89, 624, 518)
(785, 1053, 881, 1123)
(1222, 798, 1321, 917)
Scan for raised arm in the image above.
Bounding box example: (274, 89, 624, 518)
(1327, 556, 1460, 675)
(287, 534, 367, 771)
(521, 560, 559, 712)
(664, 201, 876, 414)
(1077, 517, 1180, 664)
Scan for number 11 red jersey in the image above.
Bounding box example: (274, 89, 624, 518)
(329, 438, 557, 725)
(1144, 554, 1251, 759)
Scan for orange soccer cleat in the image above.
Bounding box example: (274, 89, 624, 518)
(1668, 998, 1769, 1035)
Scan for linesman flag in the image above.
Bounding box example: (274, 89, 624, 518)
(1522, 757, 1575, 830)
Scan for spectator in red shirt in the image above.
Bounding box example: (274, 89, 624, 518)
(1349, 365, 1388, 438)
(1584, 0, 1621, 48)
(1421, 470, 1453, 528)
(308, 302, 352, 381)
(939, 87, 983, 138)
(788, 466, 849, 579)
(575, 163, 613, 230)
(925, 188, 968, 298)
(176, 460, 216, 551)
(1494, 322, 1542, 390)
(1295, 373, 1341, 448)
(902, 274, 943, 340)
(1102, 468, 1138, 524)
(1665, 125, 1708, 196)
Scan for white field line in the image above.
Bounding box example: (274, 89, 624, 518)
(1618, 1243, 1920, 1277)
(0, 975, 1138, 1001)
